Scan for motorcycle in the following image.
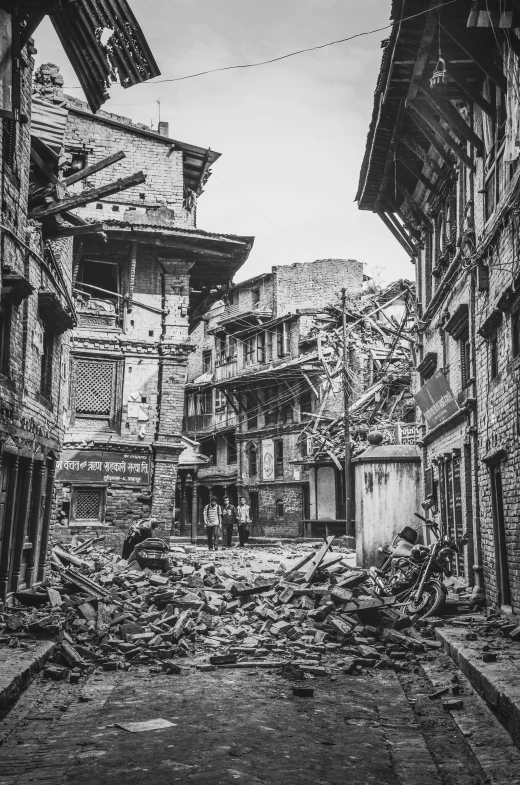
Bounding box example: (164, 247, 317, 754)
(368, 512, 468, 618)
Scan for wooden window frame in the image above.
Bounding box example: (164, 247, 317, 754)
(70, 356, 123, 431)
(274, 439, 284, 478)
(202, 350, 212, 374)
(70, 484, 106, 527)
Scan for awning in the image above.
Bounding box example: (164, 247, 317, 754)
(50, 0, 160, 113)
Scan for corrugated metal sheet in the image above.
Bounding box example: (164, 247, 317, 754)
(30, 98, 69, 151)
(50, 0, 160, 114)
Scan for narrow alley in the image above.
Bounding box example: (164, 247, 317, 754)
(1, 544, 519, 785)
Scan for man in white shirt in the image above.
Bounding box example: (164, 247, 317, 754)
(203, 496, 221, 550)
(236, 496, 251, 547)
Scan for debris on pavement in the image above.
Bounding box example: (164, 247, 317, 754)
(114, 718, 177, 733)
(0, 535, 488, 683)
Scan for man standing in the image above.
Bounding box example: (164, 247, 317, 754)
(221, 495, 238, 548)
(237, 496, 252, 548)
(204, 496, 222, 550)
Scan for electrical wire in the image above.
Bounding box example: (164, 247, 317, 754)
(64, 0, 460, 89)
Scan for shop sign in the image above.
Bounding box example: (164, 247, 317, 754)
(56, 450, 151, 485)
(415, 371, 459, 430)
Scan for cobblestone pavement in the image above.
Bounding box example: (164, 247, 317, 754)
(1, 649, 520, 785)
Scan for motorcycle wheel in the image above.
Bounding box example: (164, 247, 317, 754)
(405, 580, 446, 618)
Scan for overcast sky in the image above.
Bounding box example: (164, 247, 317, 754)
(33, 0, 412, 284)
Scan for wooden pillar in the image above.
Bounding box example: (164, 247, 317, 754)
(25, 461, 45, 587)
(179, 473, 186, 536)
(191, 472, 198, 543)
(37, 460, 56, 583)
(10, 458, 34, 592)
(0, 455, 20, 599)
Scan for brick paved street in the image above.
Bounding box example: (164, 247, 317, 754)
(1, 643, 519, 785)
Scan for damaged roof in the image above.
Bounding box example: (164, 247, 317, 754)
(49, 0, 160, 113)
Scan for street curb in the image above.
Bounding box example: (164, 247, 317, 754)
(0, 640, 57, 719)
(436, 626, 520, 748)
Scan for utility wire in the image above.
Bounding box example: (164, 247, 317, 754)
(64, 0, 460, 89)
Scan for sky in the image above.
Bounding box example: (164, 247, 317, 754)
(33, 0, 413, 284)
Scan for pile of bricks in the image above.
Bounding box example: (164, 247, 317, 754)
(0, 536, 450, 684)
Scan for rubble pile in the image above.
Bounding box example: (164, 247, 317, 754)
(0, 536, 469, 685)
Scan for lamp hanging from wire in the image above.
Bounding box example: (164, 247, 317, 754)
(430, 16, 448, 91)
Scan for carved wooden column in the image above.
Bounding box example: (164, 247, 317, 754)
(11, 458, 34, 592)
(37, 460, 56, 583)
(24, 461, 45, 588)
(0, 455, 20, 599)
(191, 471, 198, 543)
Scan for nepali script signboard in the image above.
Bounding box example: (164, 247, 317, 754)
(56, 450, 151, 485)
(415, 371, 459, 430)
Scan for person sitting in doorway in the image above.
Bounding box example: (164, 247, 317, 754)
(221, 495, 238, 548)
(203, 496, 222, 550)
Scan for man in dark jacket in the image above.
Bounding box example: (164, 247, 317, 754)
(221, 495, 238, 548)
(122, 518, 162, 559)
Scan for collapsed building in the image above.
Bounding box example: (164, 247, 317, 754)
(182, 262, 418, 540)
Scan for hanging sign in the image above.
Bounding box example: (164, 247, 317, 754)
(415, 371, 459, 430)
(56, 450, 151, 485)
(262, 439, 275, 480)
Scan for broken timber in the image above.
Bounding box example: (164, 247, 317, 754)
(29, 171, 147, 220)
(305, 536, 335, 582)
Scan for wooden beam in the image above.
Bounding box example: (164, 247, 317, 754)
(397, 183, 432, 231)
(44, 223, 106, 239)
(409, 103, 473, 169)
(396, 153, 442, 196)
(20, 3, 58, 48)
(447, 63, 496, 119)
(377, 211, 416, 259)
(408, 110, 454, 168)
(406, 4, 439, 105)
(417, 83, 484, 155)
(506, 28, 520, 61)
(72, 242, 84, 287)
(440, 22, 507, 92)
(62, 150, 126, 187)
(29, 171, 147, 220)
(30, 147, 59, 185)
(133, 236, 233, 258)
(400, 136, 445, 179)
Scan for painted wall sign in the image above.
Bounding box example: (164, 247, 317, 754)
(56, 450, 151, 485)
(262, 439, 275, 481)
(415, 371, 459, 430)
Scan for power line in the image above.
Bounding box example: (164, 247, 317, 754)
(64, 0, 459, 89)
(146, 1, 460, 84)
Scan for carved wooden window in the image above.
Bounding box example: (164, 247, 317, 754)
(71, 486, 105, 525)
(71, 358, 119, 429)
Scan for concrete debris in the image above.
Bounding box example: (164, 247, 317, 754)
(0, 537, 487, 683)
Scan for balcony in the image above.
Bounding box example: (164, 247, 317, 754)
(212, 302, 273, 332)
(215, 357, 238, 380)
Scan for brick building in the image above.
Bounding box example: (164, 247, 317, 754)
(182, 259, 364, 538)
(35, 85, 254, 546)
(0, 0, 159, 598)
(357, 0, 520, 612)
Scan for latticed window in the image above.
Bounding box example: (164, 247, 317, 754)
(72, 487, 104, 524)
(73, 358, 117, 428)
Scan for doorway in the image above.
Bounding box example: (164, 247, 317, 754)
(249, 491, 259, 530)
(491, 464, 511, 608)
